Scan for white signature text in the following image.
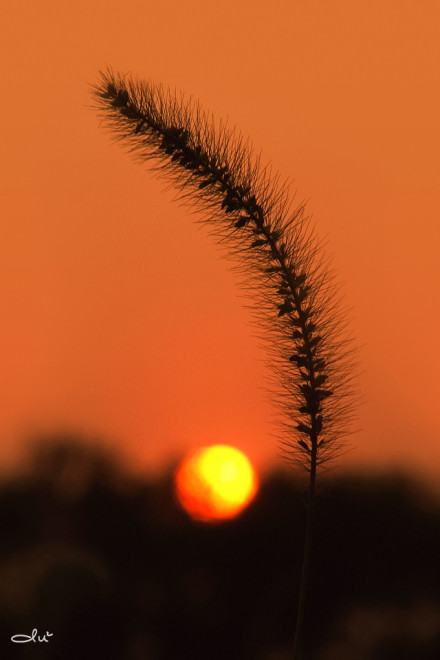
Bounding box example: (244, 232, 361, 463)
(11, 629, 53, 643)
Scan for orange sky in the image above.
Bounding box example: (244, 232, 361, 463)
(1, 0, 439, 478)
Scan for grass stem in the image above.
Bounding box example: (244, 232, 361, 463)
(293, 459, 316, 659)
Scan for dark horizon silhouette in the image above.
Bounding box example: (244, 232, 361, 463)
(1, 435, 439, 659)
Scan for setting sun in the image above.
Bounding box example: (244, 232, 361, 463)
(175, 445, 258, 522)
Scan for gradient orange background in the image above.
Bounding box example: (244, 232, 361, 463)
(1, 1, 439, 478)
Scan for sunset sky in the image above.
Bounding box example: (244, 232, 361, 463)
(1, 1, 439, 479)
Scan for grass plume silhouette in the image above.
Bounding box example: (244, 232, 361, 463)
(92, 68, 358, 658)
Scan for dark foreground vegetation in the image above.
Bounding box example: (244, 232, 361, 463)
(0, 437, 439, 659)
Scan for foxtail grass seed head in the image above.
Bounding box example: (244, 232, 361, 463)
(91, 68, 358, 473)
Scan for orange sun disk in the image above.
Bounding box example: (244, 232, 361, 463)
(175, 445, 259, 522)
